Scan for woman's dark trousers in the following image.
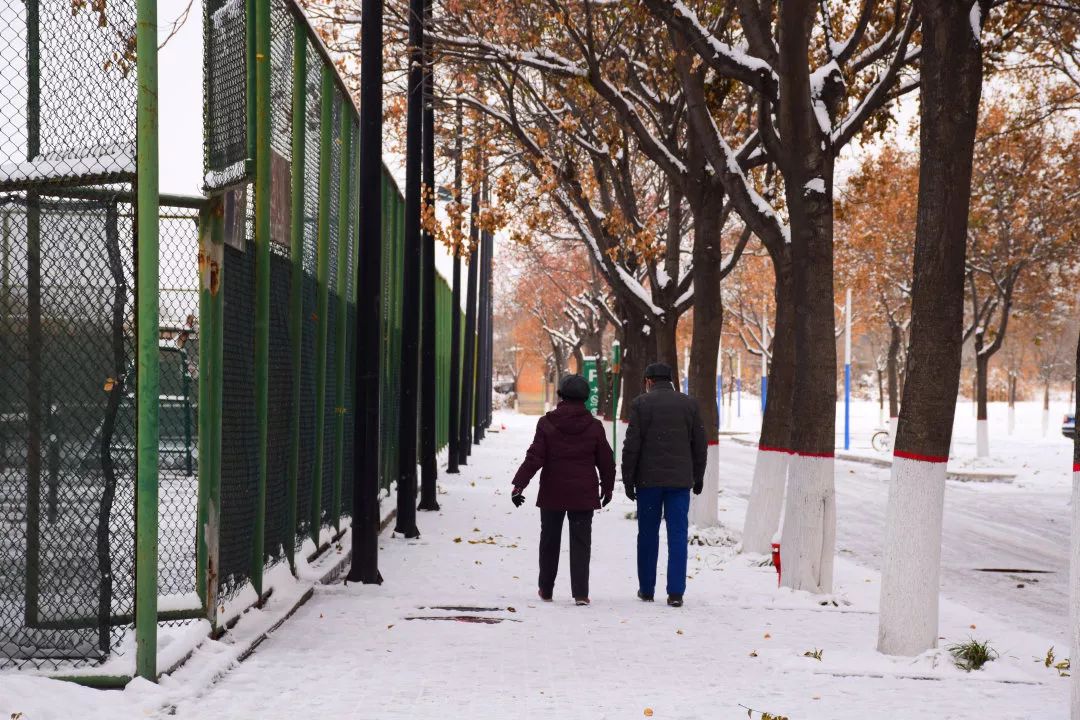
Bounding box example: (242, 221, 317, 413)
(538, 509, 593, 599)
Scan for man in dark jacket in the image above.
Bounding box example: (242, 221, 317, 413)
(511, 374, 616, 605)
(622, 362, 706, 607)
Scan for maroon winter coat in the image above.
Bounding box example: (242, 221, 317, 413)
(511, 401, 616, 510)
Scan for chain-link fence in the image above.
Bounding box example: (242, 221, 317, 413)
(1, 0, 461, 674)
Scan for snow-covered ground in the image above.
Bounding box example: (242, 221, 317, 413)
(716, 397, 1075, 641)
(3, 405, 1071, 719)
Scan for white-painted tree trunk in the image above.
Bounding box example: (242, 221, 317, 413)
(778, 454, 835, 593)
(889, 416, 898, 444)
(690, 443, 721, 527)
(741, 448, 790, 554)
(976, 419, 989, 457)
(1007, 405, 1015, 435)
(1071, 465, 1079, 719)
(1043, 408, 1051, 438)
(877, 455, 947, 655)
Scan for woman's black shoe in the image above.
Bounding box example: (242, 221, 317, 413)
(637, 591, 654, 602)
(667, 595, 683, 607)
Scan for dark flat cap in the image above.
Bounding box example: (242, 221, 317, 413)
(557, 374, 590, 401)
(643, 362, 673, 380)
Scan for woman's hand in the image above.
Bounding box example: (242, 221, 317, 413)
(512, 487, 526, 508)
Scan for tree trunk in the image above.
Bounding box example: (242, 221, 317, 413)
(877, 367, 885, 418)
(652, 313, 680, 387)
(878, 0, 984, 656)
(775, 0, 838, 593)
(619, 305, 649, 421)
(1007, 373, 1016, 436)
(888, 323, 901, 423)
(687, 197, 724, 528)
(1043, 381, 1051, 437)
(742, 256, 796, 554)
(975, 335, 990, 457)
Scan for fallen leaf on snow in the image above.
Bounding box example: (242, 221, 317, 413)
(643, 709, 654, 717)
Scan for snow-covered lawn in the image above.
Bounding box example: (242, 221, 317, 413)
(3, 407, 1069, 719)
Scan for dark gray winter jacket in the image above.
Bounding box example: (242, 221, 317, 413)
(620, 382, 707, 489)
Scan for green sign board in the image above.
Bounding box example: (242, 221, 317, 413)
(583, 357, 600, 415)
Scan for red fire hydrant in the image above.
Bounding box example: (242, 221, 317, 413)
(771, 542, 782, 586)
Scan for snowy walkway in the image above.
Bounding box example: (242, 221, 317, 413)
(160, 412, 1064, 719)
(2, 410, 1069, 719)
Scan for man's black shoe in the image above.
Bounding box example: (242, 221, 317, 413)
(667, 595, 683, 607)
(637, 591, 654, 602)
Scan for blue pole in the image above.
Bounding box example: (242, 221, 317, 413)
(760, 377, 767, 415)
(717, 374, 722, 429)
(737, 378, 741, 417)
(844, 364, 851, 450)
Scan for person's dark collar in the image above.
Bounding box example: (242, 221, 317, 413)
(648, 381, 675, 392)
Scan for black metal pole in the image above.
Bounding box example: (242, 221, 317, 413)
(446, 97, 463, 474)
(418, 0, 439, 510)
(347, 0, 384, 584)
(484, 215, 494, 429)
(474, 170, 489, 444)
(395, 0, 423, 538)
(459, 183, 479, 463)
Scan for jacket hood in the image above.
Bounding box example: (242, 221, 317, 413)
(545, 401, 595, 435)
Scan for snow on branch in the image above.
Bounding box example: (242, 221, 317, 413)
(641, 0, 779, 98)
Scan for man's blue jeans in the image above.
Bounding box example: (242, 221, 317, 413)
(636, 487, 690, 597)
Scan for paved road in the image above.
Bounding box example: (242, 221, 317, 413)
(718, 442, 1072, 644)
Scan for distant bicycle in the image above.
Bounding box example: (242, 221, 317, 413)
(871, 429, 892, 453)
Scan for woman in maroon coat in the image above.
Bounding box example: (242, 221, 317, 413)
(511, 374, 616, 605)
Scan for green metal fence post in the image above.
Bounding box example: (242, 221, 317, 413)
(286, 25, 308, 571)
(250, 0, 272, 597)
(196, 210, 210, 601)
(135, 0, 161, 681)
(196, 202, 224, 626)
(331, 109, 352, 532)
(210, 207, 225, 627)
(311, 67, 334, 544)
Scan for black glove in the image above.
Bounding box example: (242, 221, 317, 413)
(693, 479, 703, 496)
(624, 482, 636, 502)
(600, 491, 613, 508)
(512, 492, 526, 508)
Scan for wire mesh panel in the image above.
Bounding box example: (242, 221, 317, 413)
(219, 239, 257, 596)
(0, 0, 137, 189)
(0, 193, 135, 669)
(157, 207, 201, 608)
(269, 0, 293, 163)
(319, 93, 341, 522)
(204, 0, 250, 190)
(265, 248, 292, 562)
(295, 41, 321, 548)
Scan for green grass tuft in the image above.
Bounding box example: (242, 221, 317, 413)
(948, 638, 998, 671)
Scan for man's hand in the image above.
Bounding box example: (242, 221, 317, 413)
(693, 479, 703, 496)
(512, 487, 526, 508)
(624, 482, 636, 502)
(600, 490, 613, 508)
